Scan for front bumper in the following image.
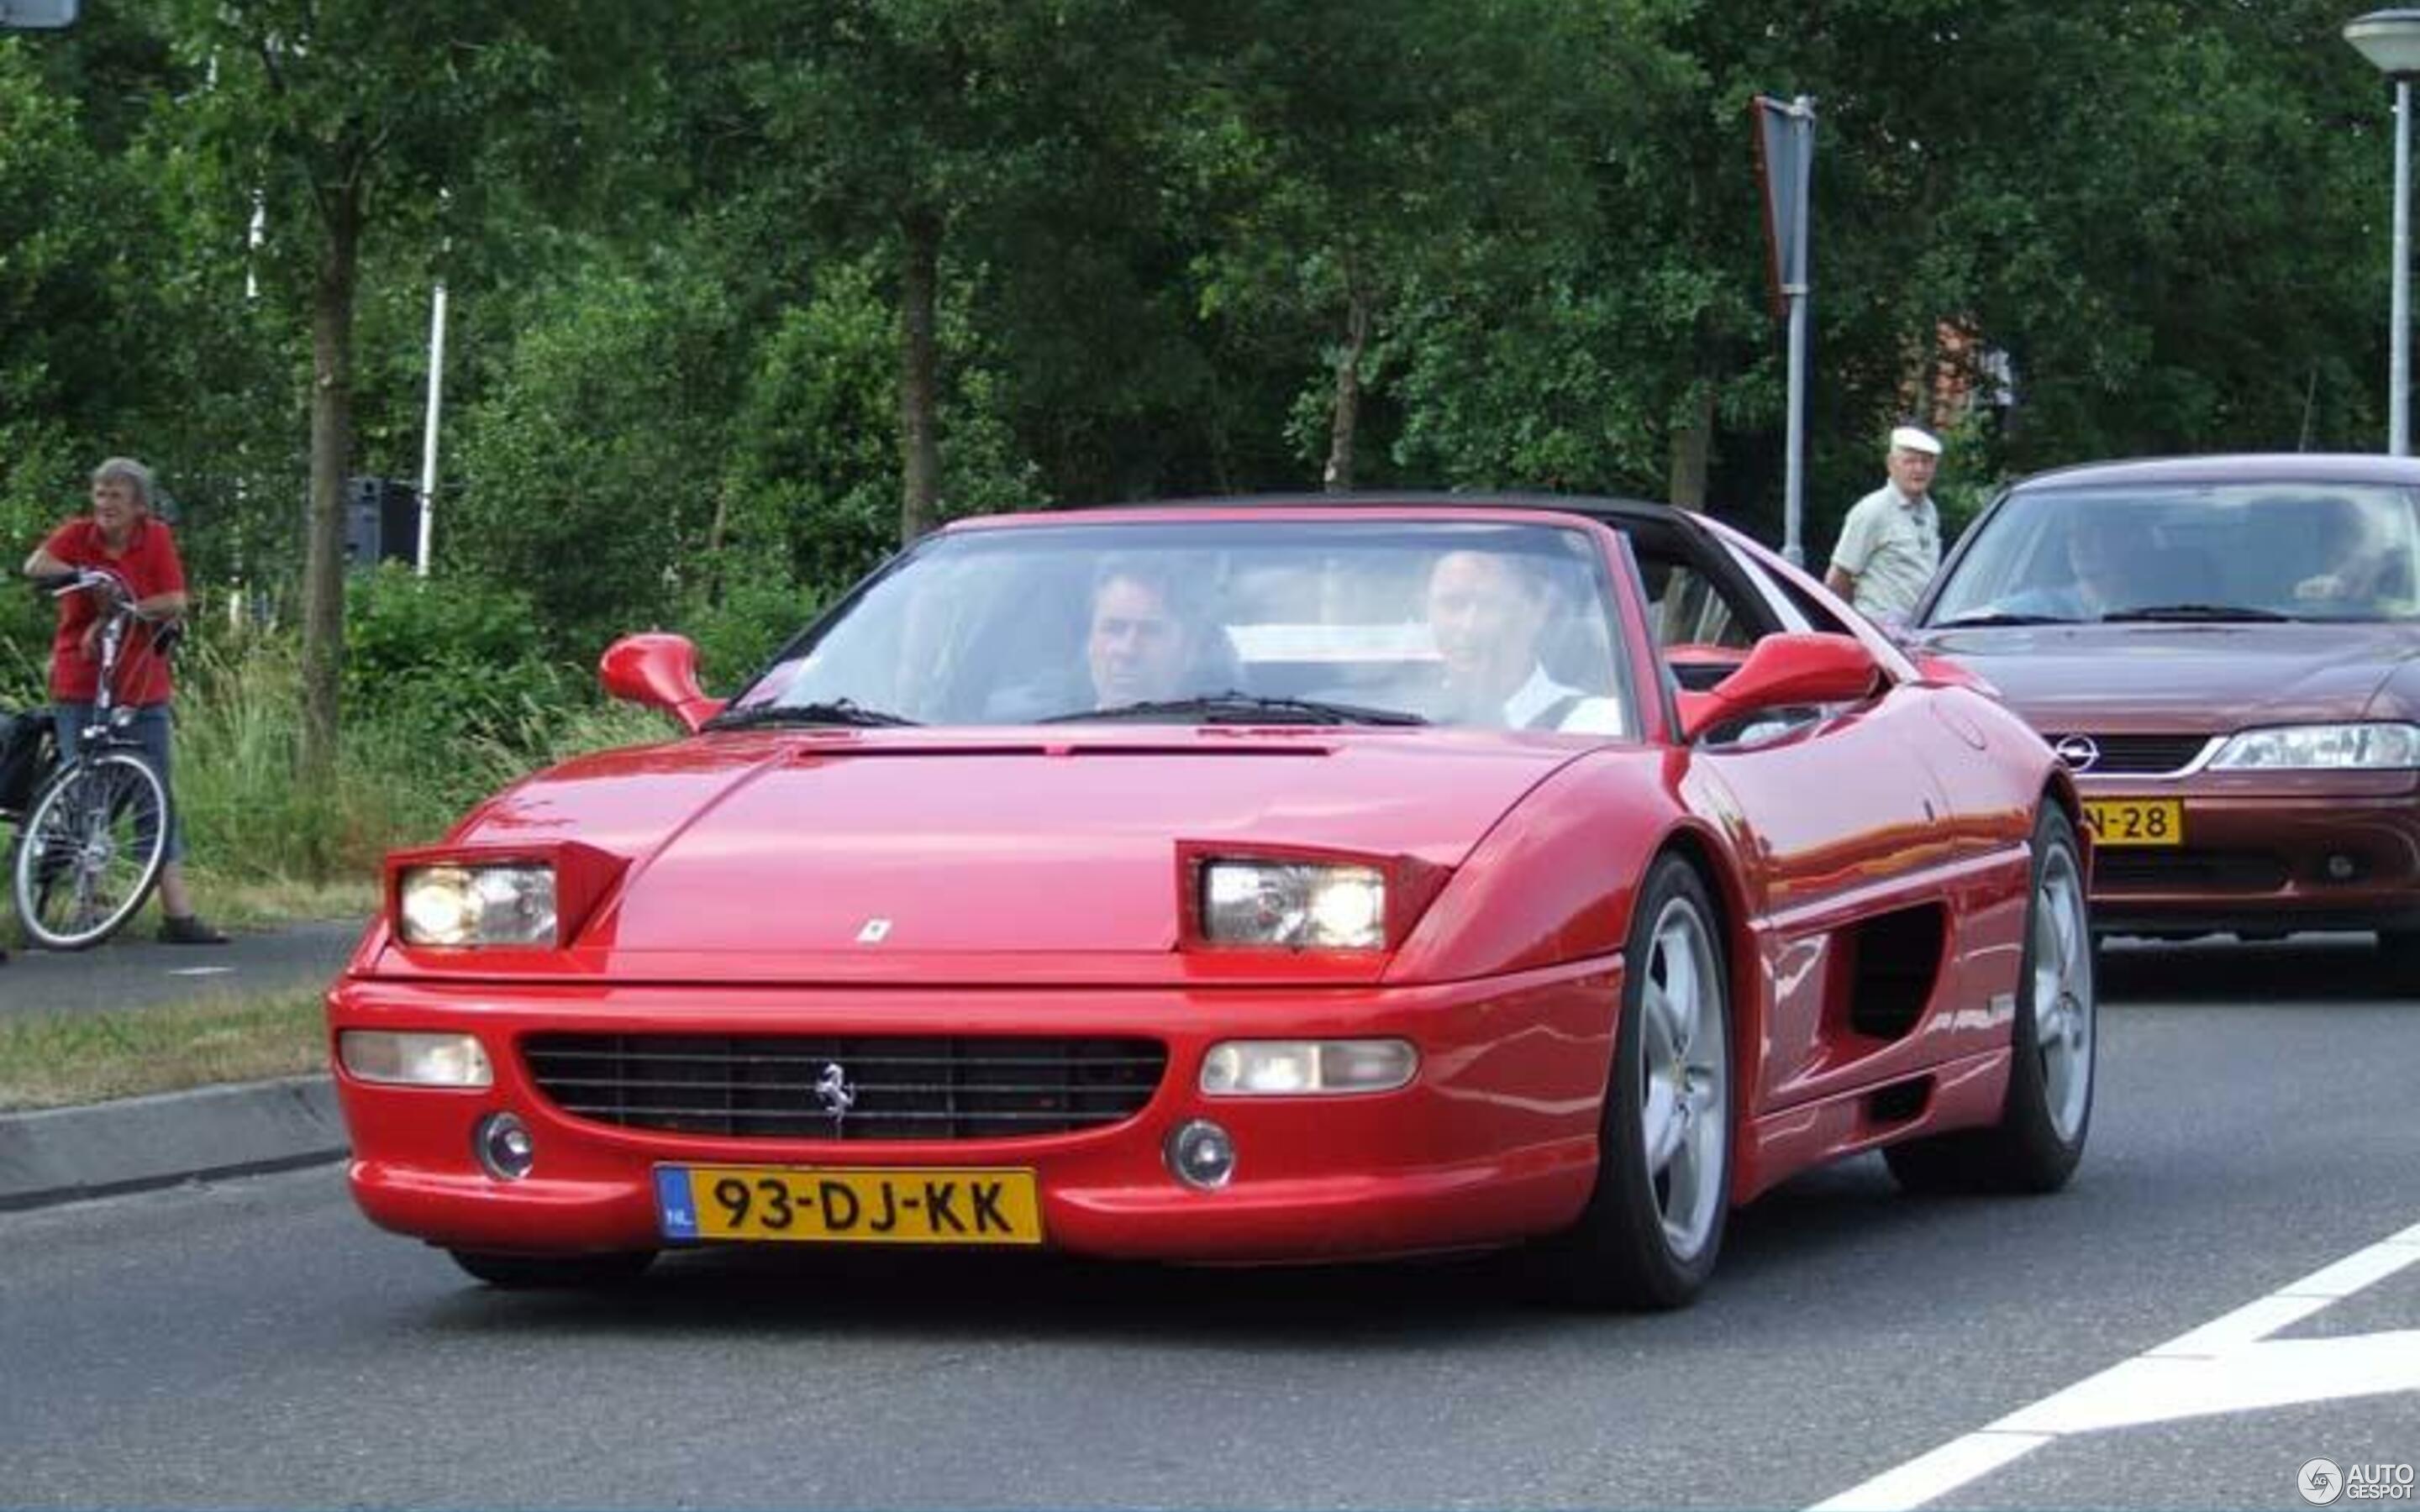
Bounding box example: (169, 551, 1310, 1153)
(329, 963, 1619, 1264)
(2081, 776, 2420, 937)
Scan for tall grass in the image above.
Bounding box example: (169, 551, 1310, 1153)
(168, 630, 668, 894)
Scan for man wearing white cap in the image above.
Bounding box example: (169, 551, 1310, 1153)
(1824, 424, 1944, 622)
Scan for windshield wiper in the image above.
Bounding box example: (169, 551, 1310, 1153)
(1039, 691, 1428, 727)
(707, 699, 920, 730)
(1933, 611, 2082, 627)
(2098, 604, 2292, 624)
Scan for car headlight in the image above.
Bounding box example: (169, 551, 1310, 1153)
(2207, 722, 2420, 771)
(399, 863, 558, 947)
(1201, 860, 1387, 948)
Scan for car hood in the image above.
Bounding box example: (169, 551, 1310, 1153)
(1907, 622, 2418, 728)
(418, 729, 1582, 962)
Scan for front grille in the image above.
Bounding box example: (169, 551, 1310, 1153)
(523, 1033, 1166, 1141)
(2092, 850, 2288, 894)
(2047, 732, 2214, 776)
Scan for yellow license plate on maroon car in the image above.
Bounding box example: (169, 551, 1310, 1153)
(655, 1165, 1043, 1245)
(2082, 798, 2184, 848)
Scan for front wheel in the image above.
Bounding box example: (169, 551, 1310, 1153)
(12, 751, 170, 951)
(1533, 855, 1733, 1310)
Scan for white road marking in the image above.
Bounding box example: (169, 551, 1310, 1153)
(1811, 1217, 2420, 1511)
(165, 967, 234, 978)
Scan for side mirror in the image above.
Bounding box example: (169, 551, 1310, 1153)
(1680, 632, 1881, 743)
(598, 633, 725, 733)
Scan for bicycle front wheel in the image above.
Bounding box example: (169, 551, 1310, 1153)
(12, 750, 170, 950)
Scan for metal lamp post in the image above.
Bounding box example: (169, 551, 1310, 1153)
(2346, 10, 2420, 455)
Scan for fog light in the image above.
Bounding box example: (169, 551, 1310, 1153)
(339, 1030, 492, 1088)
(2326, 853, 2358, 881)
(474, 1112, 536, 1180)
(1165, 1119, 1236, 1190)
(1200, 1039, 1418, 1095)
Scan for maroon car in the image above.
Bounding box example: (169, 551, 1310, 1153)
(1907, 454, 2420, 956)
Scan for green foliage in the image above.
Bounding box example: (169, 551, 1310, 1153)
(174, 618, 658, 879)
(340, 561, 565, 742)
(446, 253, 746, 660)
(9, 0, 2420, 890)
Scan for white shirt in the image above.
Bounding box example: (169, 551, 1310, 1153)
(1830, 483, 1941, 620)
(1500, 665, 1625, 735)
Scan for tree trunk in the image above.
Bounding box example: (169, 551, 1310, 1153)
(299, 179, 360, 793)
(1666, 384, 1716, 510)
(897, 207, 942, 544)
(1322, 286, 1370, 493)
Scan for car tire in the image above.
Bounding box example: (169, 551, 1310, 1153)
(447, 1248, 658, 1290)
(1884, 804, 2095, 1195)
(1534, 854, 1733, 1310)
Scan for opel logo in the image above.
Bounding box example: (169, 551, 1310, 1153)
(2052, 734, 2101, 773)
(814, 1062, 858, 1131)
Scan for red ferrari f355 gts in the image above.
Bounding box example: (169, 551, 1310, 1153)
(329, 496, 2090, 1308)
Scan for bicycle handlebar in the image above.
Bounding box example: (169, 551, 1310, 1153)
(33, 567, 140, 610)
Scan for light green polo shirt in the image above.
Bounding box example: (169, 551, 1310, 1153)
(1830, 484, 1941, 620)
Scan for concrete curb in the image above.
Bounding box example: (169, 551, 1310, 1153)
(0, 1075, 348, 1211)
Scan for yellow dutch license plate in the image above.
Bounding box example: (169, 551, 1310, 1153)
(2082, 798, 2184, 848)
(656, 1165, 1043, 1246)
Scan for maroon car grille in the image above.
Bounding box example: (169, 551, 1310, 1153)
(2046, 733, 2214, 775)
(2091, 850, 2288, 894)
(522, 1033, 1166, 1140)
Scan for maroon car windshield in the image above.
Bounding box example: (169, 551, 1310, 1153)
(1927, 482, 2420, 627)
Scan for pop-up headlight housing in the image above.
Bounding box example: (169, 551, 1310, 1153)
(1180, 843, 1448, 953)
(386, 840, 626, 950)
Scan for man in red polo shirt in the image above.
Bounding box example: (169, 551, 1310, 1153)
(22, 457, 226, 944)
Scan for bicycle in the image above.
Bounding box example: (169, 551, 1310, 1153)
(5, 566, 180, 950)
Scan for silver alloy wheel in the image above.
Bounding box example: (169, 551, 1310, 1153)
(2030, 836, 2094, 1142)
(1637, 895, 1728, 1263)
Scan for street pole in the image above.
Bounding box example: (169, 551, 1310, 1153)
(2396, 76, 2412, 455)
(2345, 12, 2420, 454)
(1782, 97, 1813, 565)
(416, 277, 447, 575)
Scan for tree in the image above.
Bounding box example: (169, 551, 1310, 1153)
(157, 0, 625, 786)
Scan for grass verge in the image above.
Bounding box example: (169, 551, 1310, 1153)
(0, 989, 327, 1111)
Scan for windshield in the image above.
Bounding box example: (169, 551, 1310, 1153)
(1924, 482, 2420, 625)
(720, 518, 1639, 733)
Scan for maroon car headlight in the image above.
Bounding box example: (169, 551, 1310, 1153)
(398, 864, 557, 947)
(2207, 722, 2420, 770)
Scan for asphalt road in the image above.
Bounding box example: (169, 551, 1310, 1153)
(1, 938, 2413, 1510)
(0, 918, 363, 1016)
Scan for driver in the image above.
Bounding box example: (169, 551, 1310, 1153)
(1086, 559, 1205, 708)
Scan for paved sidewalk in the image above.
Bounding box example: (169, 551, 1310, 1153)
(1, 919, 366, 1209)
(0, 917, 363, 1017)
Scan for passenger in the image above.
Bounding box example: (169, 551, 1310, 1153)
(1423, 549, 1623, 732)
(2292, 499, 2393, 606)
